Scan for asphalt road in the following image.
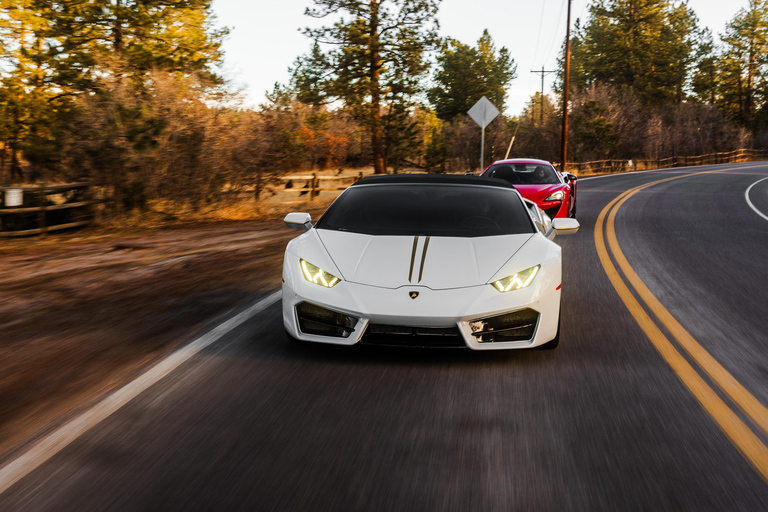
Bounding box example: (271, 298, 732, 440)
(2, 162, 768, 511)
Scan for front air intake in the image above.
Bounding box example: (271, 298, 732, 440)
(361, 324, 466, 348)
(469, 308, 539, 343)
(543, 205, 562, 219)
(296, 302, 358, 338)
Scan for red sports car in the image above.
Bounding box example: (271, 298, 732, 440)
(481, 159, 577, 219)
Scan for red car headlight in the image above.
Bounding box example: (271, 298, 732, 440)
(543, 191, 564, 202)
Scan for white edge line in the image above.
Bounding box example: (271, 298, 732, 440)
(745, 176, 768, 222)
(0, 290, 282, 496)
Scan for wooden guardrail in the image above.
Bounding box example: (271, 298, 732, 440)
(279, 172, 364, 200)
(562, 149, 768, 175)
(0, 183, 97, 237)
(279, 149, 768, 195)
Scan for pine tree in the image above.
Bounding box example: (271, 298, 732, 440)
(0, 0, 58, 181)
(566, 0, 698, 104)
(719, 0, 768, 126)
(428, 30, 516, 121)
(47, 0, 226, 82)
(691, 28, 718, 105)
(0, 0, 226, 183)
(291, 42, 329, 108)
(299, 0, 440, 174)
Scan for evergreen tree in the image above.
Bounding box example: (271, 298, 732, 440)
(298, 0, 440, 174)
(428, 30, 516, 121)
(0, 0, 226, 183)
(566, 0, 698, 104)
(0, 0, 59, 181)
(719, 0, 768, 126)
(46, 0, 226, 82)
(291, 42, 329, 108)
(691, 28, 718, 105)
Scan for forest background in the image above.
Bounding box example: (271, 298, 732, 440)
(1, 0, 767, 213)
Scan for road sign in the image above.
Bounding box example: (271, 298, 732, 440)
(468, 96, 500, 128)
(467, 96, 500, 171)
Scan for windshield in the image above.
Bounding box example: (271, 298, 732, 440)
(316, 184, 534, 237)
(485, 163, 561, 185)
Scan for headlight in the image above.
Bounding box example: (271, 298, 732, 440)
(300, 259, 340, 288)
(491, 265, 540, 292)
(544, 191, 564, 201)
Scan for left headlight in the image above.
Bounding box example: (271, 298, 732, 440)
(300, 259, 340, 288)
(491, 265, 540, 292)
(544, 190, 564, 201)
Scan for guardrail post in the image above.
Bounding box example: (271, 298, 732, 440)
(37, 188, 47, 235)
(311, 173, 317, 200)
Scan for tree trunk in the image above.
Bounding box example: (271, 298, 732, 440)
(0, 142, 5, 184)
(369, 1, 385, 174)
(737, 70, 744, 123)
(10, 101, 22, 183)
(745, 39, 755, 125)
(113, 0, 124, 53)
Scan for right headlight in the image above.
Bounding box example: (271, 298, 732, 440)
(300, 259, 340, 288)
(491, 265, 540, 292)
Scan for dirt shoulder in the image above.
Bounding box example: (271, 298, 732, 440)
(0, 219, 304, 463)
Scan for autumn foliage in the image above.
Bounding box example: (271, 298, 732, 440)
(0, 0, 767, 213)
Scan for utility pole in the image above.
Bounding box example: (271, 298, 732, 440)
(531, 66, 557, 125)
(561, 0, 573, 171)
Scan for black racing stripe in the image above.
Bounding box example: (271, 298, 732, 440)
(418, 236, 430, 283)
(408, 236, 419, 282)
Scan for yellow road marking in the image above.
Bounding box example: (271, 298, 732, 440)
(594, 171, 768, 481)
(607, 188, 768, 438)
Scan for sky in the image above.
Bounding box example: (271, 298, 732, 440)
(212, 0, 750, 114)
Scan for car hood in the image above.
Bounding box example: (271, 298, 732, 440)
(514, 184, 567, 203)
(316, 230, 533, 290)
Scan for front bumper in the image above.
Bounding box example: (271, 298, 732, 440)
(282, 255, 561, 350)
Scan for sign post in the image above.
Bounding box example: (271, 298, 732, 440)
(467, 96, 500, 171)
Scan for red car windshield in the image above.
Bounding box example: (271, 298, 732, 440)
(485, 163, 561, 185)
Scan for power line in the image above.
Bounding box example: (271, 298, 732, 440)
(530, 0, 548, 72)
(577, 0, 589, 25)
(544, 0, 569, 64)
(527, 0, 550, 90)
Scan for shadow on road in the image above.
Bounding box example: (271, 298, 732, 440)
(283, 340, 555, 366)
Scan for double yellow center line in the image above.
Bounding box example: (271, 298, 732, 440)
(594, 169, 768, 481)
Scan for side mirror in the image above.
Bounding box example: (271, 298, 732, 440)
(284, 212, 312, 231)
(549, 218, 580, 237)
(566, 173, 578, 182)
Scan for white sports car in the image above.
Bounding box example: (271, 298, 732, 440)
(282, 175, 579, 350)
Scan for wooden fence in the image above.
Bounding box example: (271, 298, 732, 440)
(0, 183, 97, 237)
(2, 148, 765, 237)
(276, 149, 768, 198)
(278, 172, 365, 200)
(562, 148, 768, 175)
